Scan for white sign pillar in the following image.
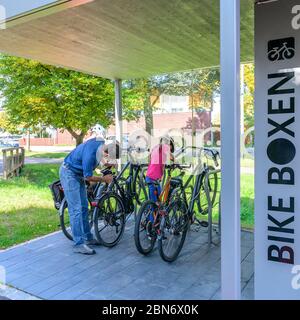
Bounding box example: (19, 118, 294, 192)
(220, 0, 241, 300)
(255, 0, 300, 299)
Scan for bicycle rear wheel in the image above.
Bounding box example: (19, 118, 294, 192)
(134, 200, 158, 255)
(59, 200, 73, 241)
(133, 167, 148, 205)
(93, 192, 125, 247)
(158, 199, 189, 262)
(60, 200, 94, 241)
(197, 166, 218, 215)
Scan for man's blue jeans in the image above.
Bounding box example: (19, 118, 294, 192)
(59, 163, 93, 246)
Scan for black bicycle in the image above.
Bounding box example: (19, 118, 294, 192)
(58, 175, 109, 241)
(48, 165, 114, 241)
(134, 163, 190, 257)
(158, 149, 220, 262)
(92, 161, 148, 247)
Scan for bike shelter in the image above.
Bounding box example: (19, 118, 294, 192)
(0, 0, 298, 300)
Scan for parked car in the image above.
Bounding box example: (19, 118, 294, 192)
(0, 139, 20, 148)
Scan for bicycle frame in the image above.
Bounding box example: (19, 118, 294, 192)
(169, 161, 210, 219)
(106, 161, 143, 218)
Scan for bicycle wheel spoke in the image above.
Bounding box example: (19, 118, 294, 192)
(159, 199, 188, 262)
(94, 193, 125, 247)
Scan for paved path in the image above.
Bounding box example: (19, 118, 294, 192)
(0, 157, 63, 176)
(24, 158, 63, 165)
(0, 221, 254, 300)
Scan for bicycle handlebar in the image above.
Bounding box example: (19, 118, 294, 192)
(203, 148, 220, 167)
(165, 163, 191, 170)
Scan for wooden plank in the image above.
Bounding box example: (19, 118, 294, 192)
(1, 147, 25, 179)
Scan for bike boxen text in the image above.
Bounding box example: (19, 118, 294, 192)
(266, 71, 296, 265)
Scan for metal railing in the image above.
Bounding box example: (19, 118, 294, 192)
(2, 147, 25, 179)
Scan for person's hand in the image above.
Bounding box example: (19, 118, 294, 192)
(95, 168, 102, 175)
(102, 174, 113, 184)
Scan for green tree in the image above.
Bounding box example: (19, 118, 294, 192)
(0, 111, 21, 134)
(0, 55, 115, 146)
(243, 63, 255, 129)
(123, 69, 220, 135)
(123, 76, 182, 134)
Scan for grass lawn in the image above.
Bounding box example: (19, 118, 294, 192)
(25, 151, 68, 159)
(193, 172, 254, 230)
(0, 164, 255, 250)
(241, 158, 254, 168)
(0, 164, 61, 249)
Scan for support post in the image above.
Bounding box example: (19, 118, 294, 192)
(220, 0, 241, 300)
(240, 64, 245, 137)
(114, 79, 123, 163)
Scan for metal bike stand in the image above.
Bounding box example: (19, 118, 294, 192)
(204, 169, 221, 247)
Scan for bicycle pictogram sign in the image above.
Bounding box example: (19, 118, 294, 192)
(268, 37, 295, 61)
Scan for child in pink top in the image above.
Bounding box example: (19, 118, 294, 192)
(146, 136, 174, 204)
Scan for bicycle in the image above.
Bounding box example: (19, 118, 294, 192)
(127, 145, 149, 205)
(92, 161, 148, 247)
(268, 42, 295, 61)
(158, 149, 220, 262)
(174, 146, 219, 216)
(134, 163, 190, 257)
(49, 166, 114, 241)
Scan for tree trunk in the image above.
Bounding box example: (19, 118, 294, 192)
(144, 93, 153, 135)
(75, 135, 84, 146)
(26, 130, 31, 152)
(67, 129, 86, 146)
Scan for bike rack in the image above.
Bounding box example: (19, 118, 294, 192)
(203, 168, 221, 247)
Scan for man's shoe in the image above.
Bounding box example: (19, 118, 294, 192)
(85, 239, 100, 246)
(73, 244, 96, 255)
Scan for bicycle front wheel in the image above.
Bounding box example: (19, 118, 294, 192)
(158, 199, 189, 262)
(134, 200, 158, 255)
(93, 192, 126, 247)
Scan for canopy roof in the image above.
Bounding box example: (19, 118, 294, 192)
(0, 0, 254, 79)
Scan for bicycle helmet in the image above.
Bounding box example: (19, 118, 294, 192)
(159, 134, 175, 153)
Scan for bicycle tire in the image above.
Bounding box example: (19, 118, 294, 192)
(197, 166, 218, 215)
(93, 192, 126, 247)
(60, 199, 94, 242)
(158, 199, 189, 262)
(283, 48, 295, 59)
(59, 200, 73, 241)
(133, 167, 148, 205)
(268, 49, 280, 61)
(134, 200, 158, 255)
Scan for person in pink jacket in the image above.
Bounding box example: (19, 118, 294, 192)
(145, 135, 175, 207)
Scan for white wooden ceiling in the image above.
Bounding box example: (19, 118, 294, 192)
(0, 0, 254, 79)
